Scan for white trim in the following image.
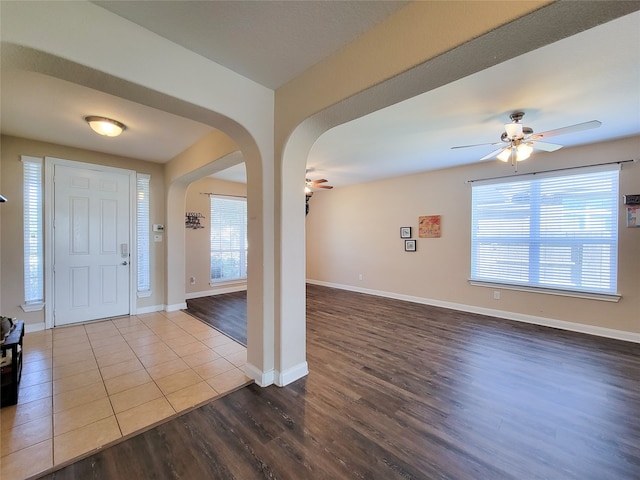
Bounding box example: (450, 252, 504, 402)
(307, 279, 640, 344)
(185, 284, 247, 300)
(209, 279, 248, 287)
(468, 280, 621, 302)
(135, 304, 164, 315)
(25, 322, 45, 334)
(245, 362, 274, 387)
(44, 158, 54, 329)
(165, 302, 187, 312)
(44, 157, 136, 328)
(275, 361, 309, 387)
(128, 171, 137, 317)
(136, 290, 153, 298)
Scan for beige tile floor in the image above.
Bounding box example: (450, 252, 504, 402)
(1, 310, 250, 480)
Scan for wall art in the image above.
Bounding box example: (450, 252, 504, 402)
(400, 227, 412, 238)
(627, 206, 639, 227)
(418, 215, 441, 238)
(404, 239, 416, 252)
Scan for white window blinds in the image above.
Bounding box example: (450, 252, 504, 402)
(23, 157, 44, 304)
(210, 196, 247, 282)
(471, 165, 619, 295)
(136, 174, 151, 294)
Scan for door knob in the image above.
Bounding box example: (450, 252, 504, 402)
(121, 261, 128, 266)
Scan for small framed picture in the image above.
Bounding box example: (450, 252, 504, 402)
(404, 239, 416, 252)
(627, 206, 639, 227)
(400, 227, 412, 238)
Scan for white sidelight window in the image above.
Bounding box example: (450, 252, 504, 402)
(22, 156, 44, 308)
(136, 174, 151, 296)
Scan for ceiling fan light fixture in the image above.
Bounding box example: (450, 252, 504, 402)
(85, 116, 126, 137)
(516, 143, 533, 161)
(497, 148, 512, 162)
(504, 122, 523, 140)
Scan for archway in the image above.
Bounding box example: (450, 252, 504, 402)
(164, 130, 275, 385)
(2, 43, 276, 386)
(275, 0, 631, 386)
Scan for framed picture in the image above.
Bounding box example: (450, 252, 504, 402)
(400, 227, 412, 238)
(404, 239, 416, 252)
(419, 215, 441, 238)
(627, 206, 639, 227)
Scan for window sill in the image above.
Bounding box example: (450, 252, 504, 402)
(469, 280, 621, 303)
(209, 279, 247, 287)
(21, 302, 45, 312)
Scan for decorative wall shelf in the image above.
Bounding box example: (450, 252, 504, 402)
(185, 212, 205, 229)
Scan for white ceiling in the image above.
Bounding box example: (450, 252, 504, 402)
(94, 0, 409, 90)
(1, 3, 639, 188)
(309, 11, 640, 187)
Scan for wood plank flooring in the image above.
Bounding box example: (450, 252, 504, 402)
(186, 291, 247, 345)
(36, 285, 640, 479)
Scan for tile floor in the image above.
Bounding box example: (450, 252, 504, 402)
(1, 310, 250, 480)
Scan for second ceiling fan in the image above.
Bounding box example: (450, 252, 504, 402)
(452, 112, 601, 167)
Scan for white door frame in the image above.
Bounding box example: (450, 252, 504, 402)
(44, 157, 137, 329)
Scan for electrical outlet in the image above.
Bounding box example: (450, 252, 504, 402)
(190, 277, 196, 285)
(493, 291, 500, 300)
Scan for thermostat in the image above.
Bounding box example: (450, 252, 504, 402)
(153, 224, 165, 232)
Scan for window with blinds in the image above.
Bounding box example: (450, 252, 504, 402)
(210, 196, 247, 282)
(471, 165, 619, 295)
(23, 157, 43, 304)
(136, 174, 151, 295)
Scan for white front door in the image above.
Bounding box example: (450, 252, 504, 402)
(53, 164, 131, 326)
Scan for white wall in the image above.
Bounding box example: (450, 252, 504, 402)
(0, 135, 166, 328)
(306, 136, 640, 340)
(185, 177, 247, 298)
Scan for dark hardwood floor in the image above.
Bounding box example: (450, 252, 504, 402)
(186, 291, 247, 345)
(37, 285, 640, 480)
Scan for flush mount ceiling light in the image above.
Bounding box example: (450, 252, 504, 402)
(84, 116, 126, 137)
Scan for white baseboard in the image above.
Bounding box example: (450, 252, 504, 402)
(165, 302, 187, 312)
(245, 362, 275, 387)
(135, 304, 164, 315)
(307, 279, 640, 344)
(275, 361, 309, 387)
(25, 322, 45, 333)
(245, 361, 309, 387)
(185, 284, 247, 300)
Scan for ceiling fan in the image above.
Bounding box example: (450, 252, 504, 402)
(452, 112, 601, 168)
(305, 178, 333, 216)
(305, 178, 333, 193)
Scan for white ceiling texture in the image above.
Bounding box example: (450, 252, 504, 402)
(1, 2, 639, 188)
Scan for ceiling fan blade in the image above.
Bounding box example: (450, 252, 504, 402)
(451, 141, 502, 149)
(532, 141, 563, 152)
(315, 185, 333, 189)
(310, 179, 328, 184)
(530, 120, 601, 140)
(479, 147, 507, 161)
